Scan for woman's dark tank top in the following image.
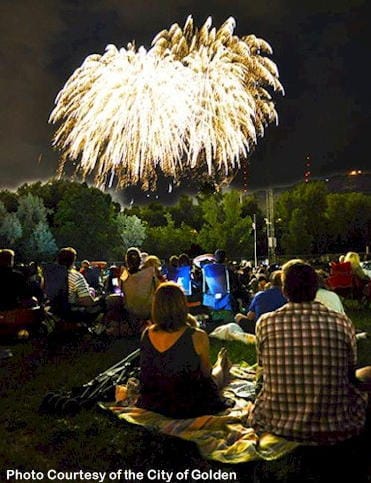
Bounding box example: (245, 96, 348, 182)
(136, 326, 226, 418)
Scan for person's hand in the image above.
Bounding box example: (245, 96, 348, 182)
(235, 313, 247, 324)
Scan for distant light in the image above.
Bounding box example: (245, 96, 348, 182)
(348, 169, 362, 176)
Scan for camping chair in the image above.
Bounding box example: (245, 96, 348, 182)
(0, 306, 43, 338)
(166, 264, 192, 296)
(327, 261, 369, 304)
(201, 263, 235, 325)
(327, 262, 354, 299)
(42, 263, 69, 319)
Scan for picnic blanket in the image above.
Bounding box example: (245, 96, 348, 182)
(99, 363, 299, 464)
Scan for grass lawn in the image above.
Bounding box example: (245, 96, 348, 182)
(0, 305, 370, 482)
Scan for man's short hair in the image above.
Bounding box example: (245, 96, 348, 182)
(57, 247, 77, 268)
(282, 260, 318, 302)
(0, 249, 15, 268)
(214, 249, 226, 263)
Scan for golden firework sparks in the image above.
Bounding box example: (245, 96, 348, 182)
(49, 16, 284, 190)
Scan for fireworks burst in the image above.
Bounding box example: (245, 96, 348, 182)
(49, 16, 284, 190)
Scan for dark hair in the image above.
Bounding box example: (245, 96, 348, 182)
(152, 282, 189, 332)
(0, 249, 15, 268)
(169, 255, 179, 267)
(57, 247, 77, 268)
(282, 261, 318, 302)
(125, 247, 141, 272)
(214, 249, 226, 263)
(178, 253, 190, 266)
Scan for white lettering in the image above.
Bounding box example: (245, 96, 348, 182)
(147, 469, 174, 482)
(6, 470, 44, 481)
(191, 469, 237, 480)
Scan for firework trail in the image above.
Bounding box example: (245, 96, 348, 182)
(49, 16, 284, 190)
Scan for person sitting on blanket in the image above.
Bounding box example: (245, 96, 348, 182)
(251, 259, 371, 445)
(136, 282, 232, 418)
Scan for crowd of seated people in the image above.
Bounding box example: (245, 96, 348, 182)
(2, 244, 371, 461)
(2, 244, 370, 339)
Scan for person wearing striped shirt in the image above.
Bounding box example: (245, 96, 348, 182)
(57, 247, 98, 308)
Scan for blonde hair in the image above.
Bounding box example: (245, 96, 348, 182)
(142, 255, 161, 270)
(344, 251, 361, 269)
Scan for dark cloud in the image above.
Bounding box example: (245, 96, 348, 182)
(0, 0, 369, 194)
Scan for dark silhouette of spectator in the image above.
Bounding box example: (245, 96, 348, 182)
(164, 255, 179, 282)
(79, 259, 103, 294)
(0, 249, 29, 311)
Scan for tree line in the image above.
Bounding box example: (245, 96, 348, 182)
(0, 179, 369, 262)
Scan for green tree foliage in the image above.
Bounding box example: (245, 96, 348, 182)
(0, 212, 23, 248)
(27, 221, 58, 262)
(276, 181, 328, 255)
(17, 193, 50, 234)
(15, 193, 57, 261)
(53, 183, 120, 260)
(326, 192, 371, 252)
(197, 190, 253, 257)
(0, 201, 6, 221)
(143, 213, 196, 259)
(0, 190, 18, 212)
(128, 201, 168, 227)
(169, 195, 203, 231)
(115, 213, 147, 257)
(1, 179, 370, 262)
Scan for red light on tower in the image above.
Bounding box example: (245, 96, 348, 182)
(242, 158, 249, 193)
(304, 155, 311, 183)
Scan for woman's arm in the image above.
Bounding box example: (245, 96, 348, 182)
(192, 328, 212, 377)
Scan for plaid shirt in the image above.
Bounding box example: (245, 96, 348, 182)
(252, 301, 367, 444)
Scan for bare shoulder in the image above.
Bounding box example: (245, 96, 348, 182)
(191, 327, 209, 352)
(192, 327, 208, 339)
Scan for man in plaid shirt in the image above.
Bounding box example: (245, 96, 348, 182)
(251, 260, 368, 444)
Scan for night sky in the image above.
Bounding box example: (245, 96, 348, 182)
(0, 0, 369, 201)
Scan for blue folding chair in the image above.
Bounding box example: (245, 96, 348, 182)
(202, 263, 233, 311)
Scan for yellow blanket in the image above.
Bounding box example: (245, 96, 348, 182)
(99, 365, 299, 464)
